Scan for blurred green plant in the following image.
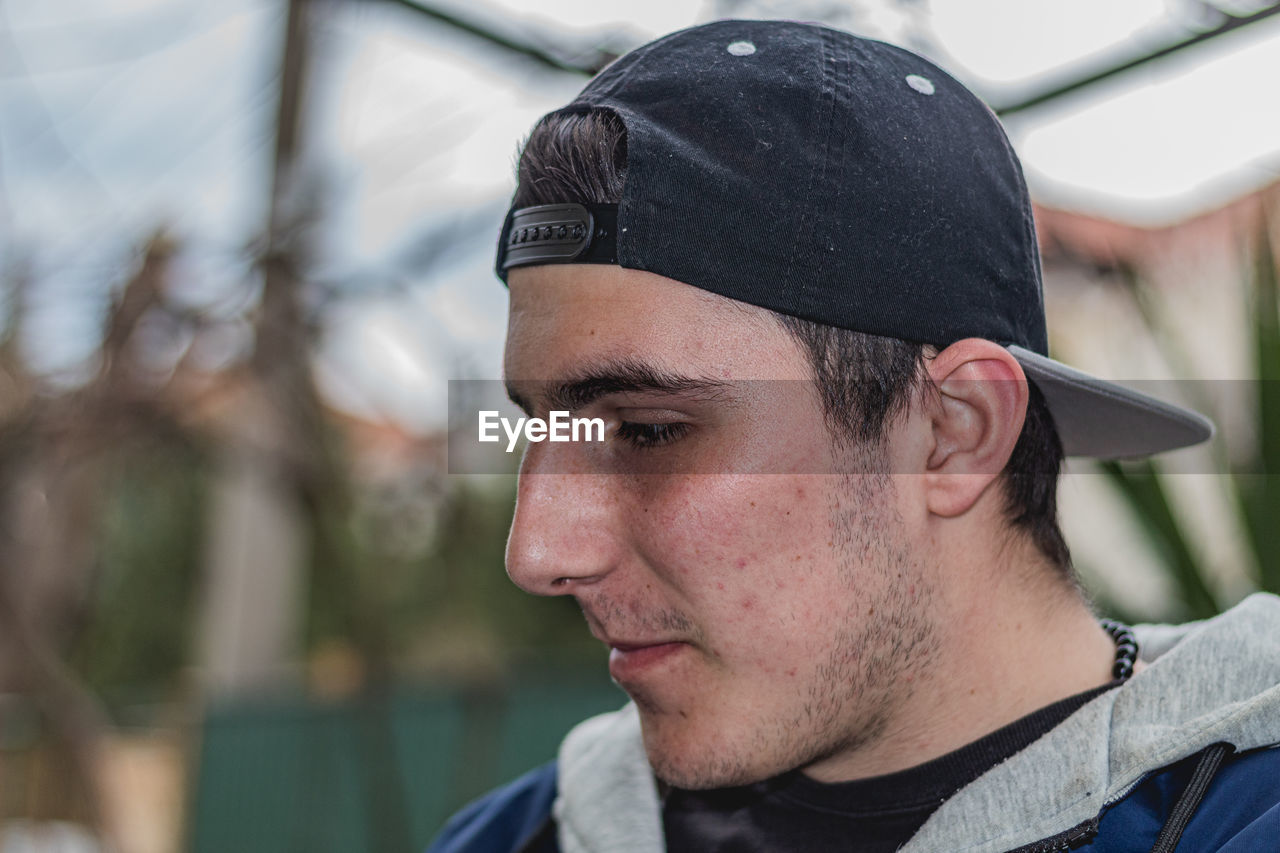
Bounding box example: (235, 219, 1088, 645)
(71, 441, 207, 710)
(381, 477, 601, 676)
(1096, 219, 1279, 621)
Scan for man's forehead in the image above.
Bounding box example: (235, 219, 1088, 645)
(503, 264, 810, 383)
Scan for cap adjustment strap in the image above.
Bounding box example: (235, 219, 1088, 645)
(499, 203, 619, 273)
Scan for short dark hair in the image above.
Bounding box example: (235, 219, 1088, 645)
(512, 109, 1071, 574)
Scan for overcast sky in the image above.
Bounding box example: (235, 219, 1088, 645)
(3, 0, 1278, 429)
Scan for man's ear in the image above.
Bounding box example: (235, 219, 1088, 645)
(922, 338, 1028, 518)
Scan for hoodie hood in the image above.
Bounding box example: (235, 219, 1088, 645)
(553, 593, 1280, 853)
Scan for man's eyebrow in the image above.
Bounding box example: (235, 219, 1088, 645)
(505, 358, 733, 414)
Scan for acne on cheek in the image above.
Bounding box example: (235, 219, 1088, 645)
(752, 657, 777, 676)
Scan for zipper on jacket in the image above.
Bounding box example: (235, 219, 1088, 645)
(1147, 742, 1233, 853)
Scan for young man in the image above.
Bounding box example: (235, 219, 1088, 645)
(431, 19, 1280, 853)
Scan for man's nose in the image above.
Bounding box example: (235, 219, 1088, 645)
(505, 445, 622, 596)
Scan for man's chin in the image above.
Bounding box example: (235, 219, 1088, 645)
(637, 706, 780, 790)
(646, 747, 777, 791)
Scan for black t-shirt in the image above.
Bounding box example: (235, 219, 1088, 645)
(663, 683, 1117, 853)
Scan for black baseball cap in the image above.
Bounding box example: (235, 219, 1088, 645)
(496, 19, 1213, 459)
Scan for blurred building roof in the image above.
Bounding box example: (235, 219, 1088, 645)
(1035, 178, 1280, 276)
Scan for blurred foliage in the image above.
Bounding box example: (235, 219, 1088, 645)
(1240, 222, 1280, 595)
(1098, 220, 1279, 622)
(70, 441, 207, 709)
(345, 475, 600, 678)
(66, 456, 598, 709)
(415, 479, 598, 668)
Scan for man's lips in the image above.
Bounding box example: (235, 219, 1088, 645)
(607, 639, 679, 652)
(607, 640, 688, 682)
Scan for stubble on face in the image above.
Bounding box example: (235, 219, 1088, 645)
(643, 444, 940, 790)
(795, 460, 940, 776)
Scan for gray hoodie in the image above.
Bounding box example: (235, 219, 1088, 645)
(552, 593, 1280, 853)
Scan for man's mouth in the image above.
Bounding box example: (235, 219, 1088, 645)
(607, 640, 689, 682)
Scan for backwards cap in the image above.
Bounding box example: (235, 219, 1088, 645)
(497, 19, 1213, 458)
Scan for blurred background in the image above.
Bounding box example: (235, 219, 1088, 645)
(1, 0, 1278, 850)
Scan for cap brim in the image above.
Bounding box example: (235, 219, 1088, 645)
(1007, 345, 1215, 459)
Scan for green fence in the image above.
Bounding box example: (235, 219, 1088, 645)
(188, 672, 625, 852)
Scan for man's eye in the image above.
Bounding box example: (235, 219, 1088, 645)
(615, 421, 690, 449)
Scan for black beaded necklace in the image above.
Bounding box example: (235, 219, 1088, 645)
(1100, 619, 1139, 682)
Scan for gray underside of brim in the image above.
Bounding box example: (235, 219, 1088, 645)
(1007, 345, 1215, 459)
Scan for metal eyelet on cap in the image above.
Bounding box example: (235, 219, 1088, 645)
(905, 74, 935, 95)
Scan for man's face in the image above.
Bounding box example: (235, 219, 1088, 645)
(503, 265, 937, 788)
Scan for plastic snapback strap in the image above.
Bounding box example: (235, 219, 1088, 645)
(498, 202, 619, 274)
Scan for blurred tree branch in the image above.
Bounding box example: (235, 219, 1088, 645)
(372, 0, 626, 75)
(198, 1, 416, 849)
(0, 233, 185, 844)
